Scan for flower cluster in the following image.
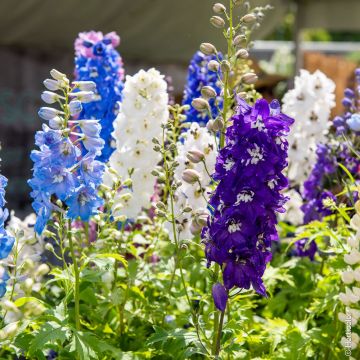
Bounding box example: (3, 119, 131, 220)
(338, 201, 360, 351)
(172, 122, 218, 239)
(202, 98, 293, 303)
(282, 69, 335, 185)
(2, 212, 49, 324)
(294, 142, 358, 259)
(333, 68, 360, 135)
(0, 174, 14, 298)
(182, 51, 222, 126)
(74, 31, 124, 162)
(29, 69, 105, 234)
(109, 68, 168, 219)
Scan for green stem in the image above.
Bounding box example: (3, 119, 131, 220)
(68, 220, 80, 330)
(214, 310, 226, 358)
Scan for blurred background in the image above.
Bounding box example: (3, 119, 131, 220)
(0, 0, 359, 214)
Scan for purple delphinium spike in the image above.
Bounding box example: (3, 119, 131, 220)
(202, 98, 294, 299)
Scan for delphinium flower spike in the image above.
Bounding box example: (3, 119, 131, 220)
(202, 98, 294, 305)
(182, 51, 223, 126)
(74, 31, 124, 162)
(282, 70, 335, 185)
(109, 68, 168, 219)
(29, 69, 105, 234)
(0, 173, 15, 298)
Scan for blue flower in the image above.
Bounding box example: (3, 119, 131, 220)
(0, 173, 14, 298)
(66, 185, 103, 221)
(182, 51, 223, 126)
(74, 31, 124, 162)
(29, 70, 106, 234)
(347, 113, 360, 132)
(0, 267, 10, 298)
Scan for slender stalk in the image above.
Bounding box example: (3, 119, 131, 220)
(68, 220, 80, 330)
(214, 309, 226, 358)
(212, 1, 234, 355)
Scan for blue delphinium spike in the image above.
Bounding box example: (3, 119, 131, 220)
(182, 51, 223, 126)
(74, 31, 124, 162)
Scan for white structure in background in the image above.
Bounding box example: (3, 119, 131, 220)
(282, 69, 335, 185)
(109, 68, 168, 219)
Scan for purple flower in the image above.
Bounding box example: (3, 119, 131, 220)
(212, 283, 228, 311)
(202, 98, 293, 299)
(294, 239, 317, 261)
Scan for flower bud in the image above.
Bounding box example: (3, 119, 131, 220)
(43, 79, 60, 91)
(242, 73, 258, 84)
(233, 34, 247, 47)
(213, 3, 226, 13)
(213, 116, 224, 131)
(45, 243, 54, 252)
(192, 98, 209, 111)
(36, 263, 50, 277)
(38, 107, 61, 121)
(208, 60, 220, 72)
(183, 206, 192, 213)
(69, 100, 83, 116)
(122, 178, 132, 187)
(70, 91, 94, 103)
(24, 278, 34, 292)
(156, 201, 166, 210)
(236, 48, 249, 59)
(41, 91, 59, 104)
(220, 60, 231, 73)
(72, 81, 96, 92)
(49, 116, 64, 130)
(210, 16, 225, 28)
(237, 92, 247, 99)
(206, 120, 215, 132)
(201, 86, 217, 99)
(182, 169, 201, 184)
(233, 0, 243, 6)
(190, 220, 203, 235)
(50, 69, 66, 81)
(187, 149, 205, 163)
(241, 13, 257, 23)
(200, 42, 217, 55)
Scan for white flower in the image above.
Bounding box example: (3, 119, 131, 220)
(344, 249, 360, 265)
(109, 68, 168, 219)
(282, 70, 335, 185)
(339, 287, 360, 306)
(342, 270, 355, 285)
(168, 123, 217, 240)
(341, 333, 359, 350)
(279, 189, 303, 225)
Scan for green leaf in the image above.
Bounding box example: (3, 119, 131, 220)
(13, 296, 46, 308)
(28, 322, 70, 356)
(69, 331, 98, 360)
(92, 253, 128, 268)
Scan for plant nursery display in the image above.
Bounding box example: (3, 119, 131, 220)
(1, 0, 360, 359)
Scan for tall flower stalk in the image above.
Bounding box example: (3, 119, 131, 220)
(189, 1, 272, 356)
(28, 69, 105, 329)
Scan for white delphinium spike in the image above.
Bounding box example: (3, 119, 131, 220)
(170, 122, 217, 240)
(282, 70, 335, 185)
(109, 68, 168, 219)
